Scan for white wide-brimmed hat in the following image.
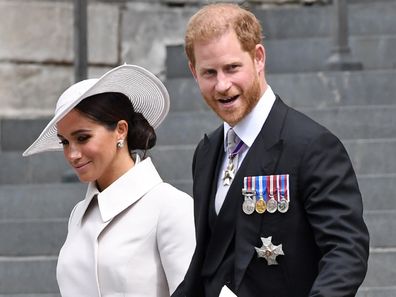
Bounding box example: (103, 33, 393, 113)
(23, 64, 170, 157)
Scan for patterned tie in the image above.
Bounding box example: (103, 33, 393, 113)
(222, 128, 244, 186)
(215, 128, 245, 214)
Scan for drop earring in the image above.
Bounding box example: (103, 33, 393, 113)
(117, 139, 124, 148)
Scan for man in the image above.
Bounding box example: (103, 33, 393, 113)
(175, 3, 369, 297)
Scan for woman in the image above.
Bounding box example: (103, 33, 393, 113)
(23, 64, 195, 297)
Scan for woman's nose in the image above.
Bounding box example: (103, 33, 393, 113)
(65, 144, 81, 161)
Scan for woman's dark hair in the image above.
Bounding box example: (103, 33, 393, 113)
(74, 92, 156, 155)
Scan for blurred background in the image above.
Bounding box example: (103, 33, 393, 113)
(0, 0, 395, 296)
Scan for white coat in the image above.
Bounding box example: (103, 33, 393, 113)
(56, 157, 195, 297)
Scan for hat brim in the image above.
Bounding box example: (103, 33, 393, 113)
(23, 64, 169, 156)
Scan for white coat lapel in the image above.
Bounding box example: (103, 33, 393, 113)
(97, 157, 163, 223)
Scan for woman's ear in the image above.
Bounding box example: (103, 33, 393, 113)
(116, 120, 129, 139)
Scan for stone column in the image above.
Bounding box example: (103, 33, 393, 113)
(325, 0, 362, 70)
(74, 0, 88, 82)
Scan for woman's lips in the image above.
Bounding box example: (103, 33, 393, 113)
(73, 162, 90, 172)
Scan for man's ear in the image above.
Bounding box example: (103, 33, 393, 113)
(189, 61, 198, 80)
(254, 44, 265, 74)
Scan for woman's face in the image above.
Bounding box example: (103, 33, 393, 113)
(56, 109, 124, 189)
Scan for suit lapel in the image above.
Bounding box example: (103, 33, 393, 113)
(193, 126, 224, 271)
(194, 97, 289, 283)
(234, 97, 289, 289)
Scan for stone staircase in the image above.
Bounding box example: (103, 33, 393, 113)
(0, 0, 395, 296)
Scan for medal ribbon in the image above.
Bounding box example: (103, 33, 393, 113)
(268, 175, 274, 198)
(243, 176, 253, 194)
(280, 174, 285, 199)
(276, 174, 280, 202)
(255, 176, 260, 198)
(284, 174, 289, 202)
(255, 176, 267, 200)
(228, 139, 245, 159)
(261, 176, 267, 201)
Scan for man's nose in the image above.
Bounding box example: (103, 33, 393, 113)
(215, 73, 231, 93)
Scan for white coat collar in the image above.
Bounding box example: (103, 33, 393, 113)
(82, 156, 163, 223)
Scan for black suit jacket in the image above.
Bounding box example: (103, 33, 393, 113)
(176, 97, 369, 297)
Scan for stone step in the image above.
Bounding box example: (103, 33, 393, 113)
(0, 256, 58, 295)
(361, 248, 396, 288)
(2, 68, 394, 151)
(358, 175, 396, 211)
(345, 138, 396, 176)
(0, 220, 67, 257)
(0, 118, 50, 152)
(268, 70, 396, 109)
(265, 35, 396, 74)
(156, 105, 396, 145)
(0, 177, 393, 256)
(357, 286, 396, 297)
(1, 137, 396, 185)
(252, 1, 396, 40)
(0, 295, 60, 297)
(166, 34, 396, 77)
(0, 151, 69, 185)
(169, 174, 396, 211)
(0, 183, 84, 220)
(165, 1, 396, 77)
(164, 69, 396, 111)
(2, 84, 395, 152)
(0, 209, 391, 257)
(151, 139, 396, 183)
(364, 211, 396, 248)
(173, 173, 396, 208)
(0, 249, 394, 295)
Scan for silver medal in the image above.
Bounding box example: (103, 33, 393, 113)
(242, 197, 256, 215)
(266, 197, 278, 213)
(278, 197, 289, 213)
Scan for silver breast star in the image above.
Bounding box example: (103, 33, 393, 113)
(254, 236, 284, 265)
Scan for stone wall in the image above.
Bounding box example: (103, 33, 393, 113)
(0, 0, 331, 119)
(0, 0, 196, 118)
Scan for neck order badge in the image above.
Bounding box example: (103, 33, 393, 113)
(222, 129, 245, 186)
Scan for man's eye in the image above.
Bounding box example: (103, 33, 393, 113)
(203, 70, 216, 76)
(228, 64, 240, 71)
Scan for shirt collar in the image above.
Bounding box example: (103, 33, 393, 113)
(83, 156, 163, 223)
(223, 85, 276, 151)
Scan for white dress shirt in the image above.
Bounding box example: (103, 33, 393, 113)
(215, 85, 276, 214)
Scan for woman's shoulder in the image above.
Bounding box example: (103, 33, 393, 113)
(151, 182, 192, 203)
(142, 182, 193, 216)
(66, 199, 86, 229)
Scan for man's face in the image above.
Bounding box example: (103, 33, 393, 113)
(189, 29, 265, 126)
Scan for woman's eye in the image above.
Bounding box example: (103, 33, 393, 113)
(59, 139, 68, 146)
(77, 135, 90, 143)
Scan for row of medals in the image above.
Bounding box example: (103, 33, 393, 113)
(242, 189, 289, 215)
